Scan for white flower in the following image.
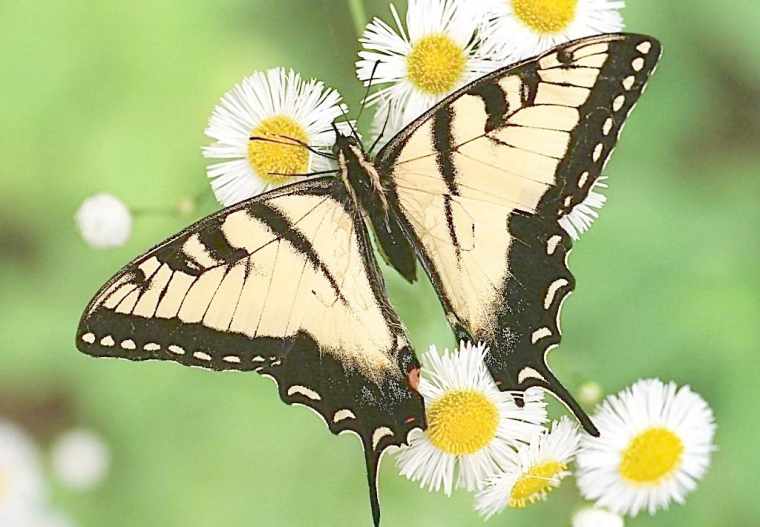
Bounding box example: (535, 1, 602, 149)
(396, 342, 546, 496)
(475, 417, 580, 518)
(0, 420, 46, 524)
(357, 0, 498, 137)
(203, 68, 351, 207)
(572, 506, 625, 527)
(576, 379, 716, 517)
(51, 429, 110, 491)
(559, 177, 607, 240)
(475, 0, 625, 63)
(75, 194, 132, 249)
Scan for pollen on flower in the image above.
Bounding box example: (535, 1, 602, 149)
(426, 389, 499, 455)
(509, 461, 567, 508)
(619, 427, 684, 485)
(248, 115, 310, 185)
(512, 0, 579, 34)
(406, 34, 466, 95)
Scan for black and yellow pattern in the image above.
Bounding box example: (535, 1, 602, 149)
(76, 33, 661, 526)
(77, 177, 425, 526)
(375, 34, 661, 434)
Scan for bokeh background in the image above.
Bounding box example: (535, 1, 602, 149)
(2, 0, 759, 525)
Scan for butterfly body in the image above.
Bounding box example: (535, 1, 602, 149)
(76, 33, 661, 526)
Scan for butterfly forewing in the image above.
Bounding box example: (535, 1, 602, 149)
(76, 177, 424, 524)
(376, 34, 661, 434)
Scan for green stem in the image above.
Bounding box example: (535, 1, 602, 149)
(347, 0, 368, 37)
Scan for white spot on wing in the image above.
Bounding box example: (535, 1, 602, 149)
(632, 57, 645, 71)
(144, 343, 160, 352)
(547, 235, 562, 255)
(333, 409, 356, 423)
(531, 327, 552, 344)
(168, 345, 185, 356)
(544, 278, 570, 309)
(613, 95, 626, 112)
(193, 351, 212, 361)
(602, 118, 614, 136)
(223, 355, 241, 364)
(81, 333, 96, 344)
(372, 427, 394, 450)
(578, 172, 590, 188)
(622, 76, 636, 91)
(637, 41, 652, 54)
(120, 339, 136, 350)
(100, 336, 115, 347)
(518, 367, 546, 384)
(287, 385, 322, 401)
(593, 143, 604, 162)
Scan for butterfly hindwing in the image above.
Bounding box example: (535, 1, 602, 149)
(376, 34, 661, 433)
(76, 177, 424, 524)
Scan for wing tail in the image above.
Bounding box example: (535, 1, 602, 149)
(364, 440, 382, 527)
(537, 366, 599, 436)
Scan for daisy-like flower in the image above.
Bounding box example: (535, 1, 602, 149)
(397, 342, 546, 496)
(572, 506, 625, 527)
(576, 379, 716, 516)
(559, 177, 608, 240)
(0, 420, 45, 524)
(75, 193, 132, 249)
(475, 417, 581, 518)
(203, 68, 351, 207)
(51, 429, 110, 491)
(476, 0, 625, 63)
(357, 0, 498, 136)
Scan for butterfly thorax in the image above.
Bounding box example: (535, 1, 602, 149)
(336, 135, 389, 215)
(334, 133, 418, 282)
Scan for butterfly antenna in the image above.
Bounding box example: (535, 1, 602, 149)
(369, 100, 393, 155)
(337, 104, 364, 149)
(355, 60, 380, 128)
(267, 169, 338, 179)
(249, 135, 336, 160)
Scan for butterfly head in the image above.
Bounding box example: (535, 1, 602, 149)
(332, 124, 364, 156)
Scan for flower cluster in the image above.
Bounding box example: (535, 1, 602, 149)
(397, 343, 715, 522)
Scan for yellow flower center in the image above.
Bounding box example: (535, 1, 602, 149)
(512, 0, 579, 34)
(406, 34, 467, 95)
(619, 427, 684, 485)
(426, 389, 499, 455)
(248, 115, 310, 186)
(509, 461, 567, 508)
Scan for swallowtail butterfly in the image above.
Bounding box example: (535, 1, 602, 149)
(76, 33, 661, 525)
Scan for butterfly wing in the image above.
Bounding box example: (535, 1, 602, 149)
(376, 34, 661, 434)
(76, 176, 424, 525)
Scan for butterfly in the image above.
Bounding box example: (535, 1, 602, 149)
(76, 33, 661, 526)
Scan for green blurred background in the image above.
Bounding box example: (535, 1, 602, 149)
(1, 0, 759, 525)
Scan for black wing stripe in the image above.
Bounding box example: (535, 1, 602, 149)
(248, 202, 347, 304)
(378, 34, 661, 438)
(432, 106, 462, 261)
